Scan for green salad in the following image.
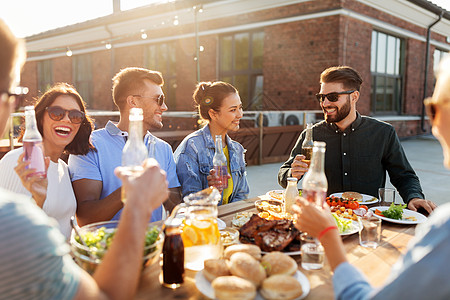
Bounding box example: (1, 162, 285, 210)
(381, 203, 406, 220)
(75, 226, 160, 259)
(332, 213, 352, 233)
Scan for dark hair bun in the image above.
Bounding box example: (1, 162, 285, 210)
(194, 82, 211, 104)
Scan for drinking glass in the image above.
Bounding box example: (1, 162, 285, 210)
(300, 233, 324, 270)
(359, 216, 381, 248)
(379, 188, 395, 206)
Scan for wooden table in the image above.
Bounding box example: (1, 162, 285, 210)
(135, 196, 416, 299)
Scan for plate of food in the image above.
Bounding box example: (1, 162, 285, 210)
(195, 269, 310, 300)
(331, 213, 361, 236)
(330, 191, 379, 205)
(266, 190, 284, 201)
(370, 205, 427, 224)
(238, 214, 302, 255)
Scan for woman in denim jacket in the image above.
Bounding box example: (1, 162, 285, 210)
(174, 81, 249, 205)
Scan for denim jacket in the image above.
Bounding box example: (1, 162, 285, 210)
(174, 124, 249, 205)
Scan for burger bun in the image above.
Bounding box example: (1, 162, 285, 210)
(260, 274, 303, 300)
(211, 276, 257, 300)
(261, 251, 298, 276)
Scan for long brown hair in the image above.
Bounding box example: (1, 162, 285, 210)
(20, 83, 95, 155)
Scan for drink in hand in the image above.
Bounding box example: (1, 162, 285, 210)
(301, 123, 314, 167)
(23, 106, 46, 178)
(213, 135, 229, 190)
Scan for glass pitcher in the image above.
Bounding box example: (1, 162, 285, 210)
(170, 187, 222, 271)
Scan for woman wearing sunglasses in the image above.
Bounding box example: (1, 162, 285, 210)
(0, 82, 94, 238)
(174, 81, 249, 205)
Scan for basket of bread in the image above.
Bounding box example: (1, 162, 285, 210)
(195, 244, 310, 300)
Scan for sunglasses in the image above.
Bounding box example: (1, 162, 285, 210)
(46, 106, 85, 124)
(132, 94, 165, 106)
(315, 90, 355, 103)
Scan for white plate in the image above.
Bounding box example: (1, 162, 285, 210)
(339, 220, 362, 236)
(330, 192, 379, 205)
(265, 189, 284, 201)
(369, 206, 427, 224)
(195, 270, 310, 300)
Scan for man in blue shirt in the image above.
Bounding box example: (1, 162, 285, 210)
(69, 67, 181, 226)
(0, 19, 169, 300)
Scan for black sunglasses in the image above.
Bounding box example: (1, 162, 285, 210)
(424, 97, 437, 124)
(132, 94, 165, 106)
(315, 90, 356, 103)
(46, 106, 85, 124)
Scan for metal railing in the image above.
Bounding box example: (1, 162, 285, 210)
(6, 109, 323, 151)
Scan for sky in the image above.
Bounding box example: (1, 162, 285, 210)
(0, 0, 449, 38)
(0, 0, 168, 38)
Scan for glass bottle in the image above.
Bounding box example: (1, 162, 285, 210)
(301, 123, 314, 166)
(162, 218, 185, 289)
(302, 141, 328, 207)
(284, 177, 298, 214)
(22, 106, 46, 178)
(212, 135, 228, 190)
(121, 108, 148, 203)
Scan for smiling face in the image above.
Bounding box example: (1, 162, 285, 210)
(319, 82, 355, 124)
(209, 92, 243, 133)
(133, 79, 168, 131)
(42, 95, 82, 154)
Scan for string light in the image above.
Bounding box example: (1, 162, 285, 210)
(27, 5, 206, 57)
(66, 47, 72, 57)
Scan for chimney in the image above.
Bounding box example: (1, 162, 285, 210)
(113, 0, 120, 13)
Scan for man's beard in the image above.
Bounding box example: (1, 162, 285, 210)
(323, 96, 351, 123)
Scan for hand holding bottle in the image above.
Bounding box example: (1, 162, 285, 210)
(14, 151, 50, 207)
(290, 154, 309, 180)
(207, 168, 231, 193)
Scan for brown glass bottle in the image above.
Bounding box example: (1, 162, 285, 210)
(162, 224, 185, 288)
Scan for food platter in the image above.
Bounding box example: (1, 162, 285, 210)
(369, 206, 427, 224)
(265, 189, 284, 201)
(339, 220, 362, 236)
(330, 192, 379, 205)
(195, 270, 310, 300)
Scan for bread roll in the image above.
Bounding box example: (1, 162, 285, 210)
(261, 251, 298, 276)
(260, 274, 303, 300)
(342, 191, 363, 201)
(211, 276, 257, 300)
(223, 244, 262, 260)
(228, 252, 266, 286)
(203, 259, 230, 282)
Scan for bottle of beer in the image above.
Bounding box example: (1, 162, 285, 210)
(121, 108, 147, 203)
(301, 123, 314, 166)
(162, 218, 184, 289)
(213, 135, 228, 190)
(23, 106, 46, 178)
(284, 177, 298, 214)
(302, 141, 328, 206)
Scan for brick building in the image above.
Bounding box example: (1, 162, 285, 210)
(20, 0, 450, 138)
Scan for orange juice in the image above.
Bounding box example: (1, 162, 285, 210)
(181, 215, 221, 270)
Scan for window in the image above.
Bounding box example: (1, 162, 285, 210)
(37, 60, 53, 95)
(144, 43, 177, 109)
(433, 48, 448, 73)
(370, 31, 404, 114)
(219, 31, 264, 110)
(73, 54, 93, 106)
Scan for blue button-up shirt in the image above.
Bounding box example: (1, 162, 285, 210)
(174, 124, 249, 205)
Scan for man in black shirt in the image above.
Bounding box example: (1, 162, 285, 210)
(278, 66, 436, 213)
